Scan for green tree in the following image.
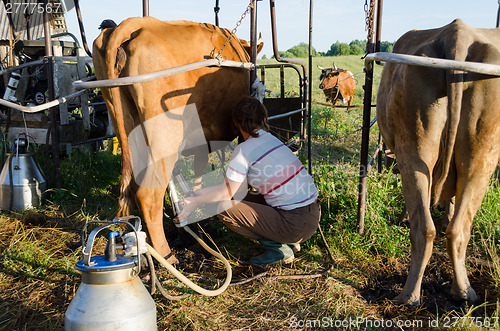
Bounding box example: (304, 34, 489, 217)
(278, 51, 294, 58)
(337, 43, 351, 56)
(325, 41, 339, 56)
(349, 40, 366, 55)
(380, 41, 394, 53)
(284, 42, 319, 58)
(275, 40, 394, 58)
(325, 41, 351, 56)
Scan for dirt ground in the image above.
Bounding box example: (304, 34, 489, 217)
(0, 214, 499, 330)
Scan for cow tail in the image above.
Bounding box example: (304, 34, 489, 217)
(433, 31, 467, 205)
(104, 18, 146, 216)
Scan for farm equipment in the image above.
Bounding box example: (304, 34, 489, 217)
(65, 216, 233, 330)
(0, 0, 113, 197)
(0, 136, 46, 210)
(65, 218, 157, 331)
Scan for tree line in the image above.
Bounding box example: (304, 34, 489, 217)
(262, 40, 394, 59)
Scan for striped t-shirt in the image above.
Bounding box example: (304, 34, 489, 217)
(226, 130, 318, 210)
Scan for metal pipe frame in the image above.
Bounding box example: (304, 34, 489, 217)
(214, 0, 220, 26)
(267, 108, 306, 120)
(365, 52, 500, 76)
(73, 59, 254, 90)
(73, 0, 92, 57)
(250, 0, 258, 91)
(269, 0, 307, 79)
(497, 0, 500, 28)
(43, 0, 60, 187)
(357, 0, 379, 235)
(50, 32, 81, 47)
(307, 0, 313, 173)
(143, 0, 149, 17)
(0, 58, 46, 76)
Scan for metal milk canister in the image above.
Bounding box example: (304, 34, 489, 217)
(65, 219, 156, 330)
(0, 138, 47, 210)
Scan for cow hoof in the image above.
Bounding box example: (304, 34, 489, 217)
(165, 254, 179, 265)
(393, 293, 421, 306)
(451, 287, 478, 304)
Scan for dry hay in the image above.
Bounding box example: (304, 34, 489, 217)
(1, 212, 499, 330)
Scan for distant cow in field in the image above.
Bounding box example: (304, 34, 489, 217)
(377, 19, 500, 305)
(93, 17, 261, 262)
(318, 63, 355, 109)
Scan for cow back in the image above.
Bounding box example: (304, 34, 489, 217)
(93, 17, 252, 144)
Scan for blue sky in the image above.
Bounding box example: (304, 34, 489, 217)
(64, 0, 499, 58)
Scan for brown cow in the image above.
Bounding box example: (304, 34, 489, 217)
(318, 63, 356, 108)
(92, 17, 261, 262)
(377, 19, 500, 305)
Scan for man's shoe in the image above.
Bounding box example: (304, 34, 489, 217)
(249, 239, 294, 265)
(289, 243, 301, 253)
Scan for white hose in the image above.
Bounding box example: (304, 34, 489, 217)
(0, 89, 88, 113)
(72, 59, 255, 90)
(146, 225, 232, 297)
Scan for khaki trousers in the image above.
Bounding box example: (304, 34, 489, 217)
(218, 193, 321, 244)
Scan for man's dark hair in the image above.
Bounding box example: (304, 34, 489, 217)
(232, 97, 269, 138)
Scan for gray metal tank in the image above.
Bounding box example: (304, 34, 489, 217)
(0, 152, 46, 210)
(65, 221, 157, 330)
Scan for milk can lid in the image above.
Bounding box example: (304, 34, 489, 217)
(76, 254, 137, 272)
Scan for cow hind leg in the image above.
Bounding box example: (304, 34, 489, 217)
(394, 157, 436, 306)
(446, 156, 498, 302)
(136, 186, 178, 264)
(446, 200, 478, 303)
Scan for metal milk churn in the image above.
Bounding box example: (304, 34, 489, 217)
(65, 218, 156, 330)
(0, 137, 46, 210)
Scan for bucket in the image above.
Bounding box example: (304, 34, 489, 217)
(0, 151, 46, 210)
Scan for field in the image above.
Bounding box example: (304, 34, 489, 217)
(0, 55, 499, 330)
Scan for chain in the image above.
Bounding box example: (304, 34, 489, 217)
(212, 1, 253, 62)
(364, 0, 375, 43)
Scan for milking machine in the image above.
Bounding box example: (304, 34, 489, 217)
(64, 158, 337, 329)
(64, 217, 156, 331)
(65, 172, 233, 330)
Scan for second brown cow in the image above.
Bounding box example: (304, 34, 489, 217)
(318, 63, 356, 108)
